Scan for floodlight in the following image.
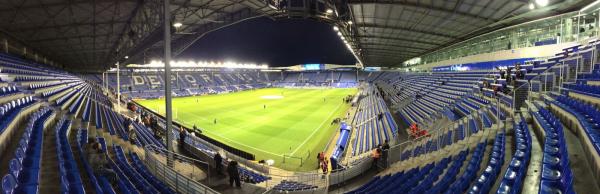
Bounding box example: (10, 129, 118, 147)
(326, 9, 333, 14)
(173, 22, 183, 28)
(535, 0, 548, 7)
(529, 3, 535, 10)
(348, 21, 353, 25)
(333, 26, 339, 31)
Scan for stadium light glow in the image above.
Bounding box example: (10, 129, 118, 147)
(333, 26, 339, 31)
(326, 9, 333, 14)
(529, 3, 535, 10)
(144, 60, 268, 69)
(347, 21, 353, 25)
(173, 22, 183, 28)
(535, 0, 548, 7)
(124, 56, 129, 59)
(337, 32, 342, 36)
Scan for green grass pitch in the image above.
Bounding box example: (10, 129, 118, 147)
(135, 88, 357, 171)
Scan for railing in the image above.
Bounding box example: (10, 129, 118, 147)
(143, 145, 218, 194)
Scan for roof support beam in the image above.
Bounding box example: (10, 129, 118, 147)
(27, 34, 117, 43)
(359, 23, 458, 39)
(360, 42, 430, 51)
(9, 21, 129, 32)
(362, 47, 422, 54)
(348, 0, 496, 22)
(357, 35, 441, 46)
(0, 0, 138, 12)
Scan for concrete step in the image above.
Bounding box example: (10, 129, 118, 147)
(39, 120, 60, 194)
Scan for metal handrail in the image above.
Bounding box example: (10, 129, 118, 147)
(143, 145, 218, 194)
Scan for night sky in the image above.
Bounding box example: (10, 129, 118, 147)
(178, 17, 356, 67)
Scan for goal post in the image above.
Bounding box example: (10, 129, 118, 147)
(282, 154, 303, 167)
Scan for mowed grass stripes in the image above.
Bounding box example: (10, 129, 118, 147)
(135, 88, 356, 171)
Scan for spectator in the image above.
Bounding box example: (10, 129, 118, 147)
(321, 158, 329, 175)
(371, 148, 381, 170)
(382, 140, 390, 168)
(515, 63, 524, 79)
(193, 124, 198, 133)
(506, 66, 513, 83)
(214, 153, 223, 175)
(85, 138, 97, 154)
(317, 152, 323, 168)
(227, 161, 241, 188)
(179, 126, 187, 149)
(87, 142, 118, 184)
(128, 126, 136, 144)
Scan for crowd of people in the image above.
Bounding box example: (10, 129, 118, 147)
(371, 140, 390, 171)
(481, 63, 526, 95)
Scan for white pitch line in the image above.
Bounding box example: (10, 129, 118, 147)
(178, 112, 283, 156)
(182, 113, 284, 156)
(290, 101, 343, 155)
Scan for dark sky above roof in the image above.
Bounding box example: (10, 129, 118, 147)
(178, 17, 356, 67)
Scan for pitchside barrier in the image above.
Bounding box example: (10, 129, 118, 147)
(132, 100, 257, 160)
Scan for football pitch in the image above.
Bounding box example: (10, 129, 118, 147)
(135, 87, 357, 171)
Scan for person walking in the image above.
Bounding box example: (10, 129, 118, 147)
(321, 158, 329, 175)
(227, 161, 241, 188)
(88, 142, 118, 184)
(371, 148, 381, 171)
(214, 153, 223, 175)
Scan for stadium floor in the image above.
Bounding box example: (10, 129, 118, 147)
(136, 87, 357, 171)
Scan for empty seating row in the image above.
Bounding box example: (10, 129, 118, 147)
(533, 107, 575, 194)
(2, 108, 53, 193)
(552, 96, 600, 156)
(496, 118, 531, 194)
(273, 180, 317, 191)
(41, 83, 78, 97)
(467, 132, 506, 194)
(347, 154, 459, 194)
(564, 83, 600, 98)
(0, 96, 36, 133)
(0, 86, 18, 97)
(445, 142, 487, 193)
(352, 88, 397, 156)
(75, 129, 115, 194)
(55, 119, 85, 194)
(113, 146, 160, 193)
(28, 81, 77, 90)
(55, 87, 80, 106)
(128, 152, 175, 193)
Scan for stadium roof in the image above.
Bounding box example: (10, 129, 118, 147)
(0, 0, 278, 71)
(0, 0, 592, 71)
(346, 0, 592, 67)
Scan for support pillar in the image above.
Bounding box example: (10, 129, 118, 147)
(163, 0, 175, 167)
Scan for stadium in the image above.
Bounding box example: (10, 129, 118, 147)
(2, 0, 600, 194)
